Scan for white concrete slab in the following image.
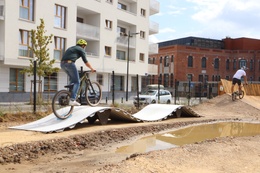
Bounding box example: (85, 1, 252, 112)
(10, 104, 199, 133)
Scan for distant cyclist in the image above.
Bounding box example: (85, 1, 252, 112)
(60, 39, 96, 106)
(231, 66, 248, 96)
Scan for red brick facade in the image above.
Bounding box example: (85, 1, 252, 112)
(148, 37, 260, 88)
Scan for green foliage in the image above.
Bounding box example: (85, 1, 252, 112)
(21, 18, 60, 79)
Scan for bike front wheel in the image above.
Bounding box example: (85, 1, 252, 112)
(239, 90, 244, 99)
(52, 90, 74, 119)
(231, 92, 236, 101)
(85, 81, 102, 106)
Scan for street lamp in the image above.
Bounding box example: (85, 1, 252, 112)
(122, 31, 140, 101)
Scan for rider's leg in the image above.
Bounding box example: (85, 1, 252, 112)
(237, 80, 242, 94)
(67, 63, 80, 101)
(61, 63, 81, 106)
(231, 78, 236, 94)
(231, 84, 234, 94)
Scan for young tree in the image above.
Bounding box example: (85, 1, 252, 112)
(22, 18, 60, 102)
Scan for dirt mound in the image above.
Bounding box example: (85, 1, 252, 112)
(191, 94, 260, 119)
(0, 94, 259, 173)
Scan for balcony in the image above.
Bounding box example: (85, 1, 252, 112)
(149, 21, 159, 35)
(117, 33, 137, 48)
(148, 64, 158, 75)
(76, 22, 100, 40)
(149, 43, 158, 54)
(150, 0, 159, 15)
(117, 0, 137, 16)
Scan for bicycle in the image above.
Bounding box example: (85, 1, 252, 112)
(231, 86, 245, 101)
(52, 70, 102, 119)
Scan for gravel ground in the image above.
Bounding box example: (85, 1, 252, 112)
(0, 94, 260, 173)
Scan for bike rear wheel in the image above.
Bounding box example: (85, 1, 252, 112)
(85, 81, 102, 106)
(239, 90, 244, 99)
(52, 90, 74, 119)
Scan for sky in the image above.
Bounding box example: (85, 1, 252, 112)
(149, 0, 260, 43)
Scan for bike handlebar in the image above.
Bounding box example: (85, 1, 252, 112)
(81, 70, 96, 76)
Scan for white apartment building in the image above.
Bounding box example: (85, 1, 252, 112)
(0, 0, 159, 102)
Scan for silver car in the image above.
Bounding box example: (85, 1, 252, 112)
(133, 89, 172, 107)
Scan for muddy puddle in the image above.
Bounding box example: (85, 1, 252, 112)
(116, 122, 260, 154)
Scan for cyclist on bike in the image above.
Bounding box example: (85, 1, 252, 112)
(61, 39, 96, 106)
(231, 66, 248, 96)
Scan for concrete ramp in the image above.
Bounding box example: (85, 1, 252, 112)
(10, 104, 199, 133)
(131, 104, 182, 121)
(9, 106, 111, 133)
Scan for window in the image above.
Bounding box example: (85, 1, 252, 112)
(19, 29, 32, 57)
(250, 59, 254, 71)
(164, 56, 169, 67)
(77, 17, 83, 23)
(171, 55, 174, 62)
(131, 76, 137, 91)
(187, 74, 192, 81)
(117, 26, 126, 35)
(170, 73, 174, 87)
(54, 36, 66, 61)
(198, 75, 203, 82)
(19, 0, 34, 21)
(226, 59, 230, 70)
(148, 57, 152, 64)
(140, 31, 145, 39)
(105, 20, 113, 29)
(226, 76, 230, 80)
(213, 58, 219, 69)
(54, 4, 66, 29)
(239, 59, 246, 68)
(164, 74, 169, 87)
(113, 75, 124, 91)
(201, 57, 206, 68)
(105, 46, 112, 56)
(141, 8, 146, 17)
(188, 56, 193, 67)
(160, 56, 162, 63)
(97, 74, 103, 86)
(44, 73, 57, 92)
(9, 68, 25, 92)
(116, 50, 126, 60)
(106, 0, 113, 3)
(118, 3, 127, 10)
(233, 59, 237, 70)
(139, 53, 144, 61)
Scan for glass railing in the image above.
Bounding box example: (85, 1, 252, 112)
(76, 22, 100, 40)
(150, 0, 159, 15)
(149, 21, 159, 34)
(149, 43, 158, 54)
(148, 64, 158, 74)
(116, 34, 136, 48)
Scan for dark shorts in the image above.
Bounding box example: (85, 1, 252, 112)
(232, 78, 241, 85)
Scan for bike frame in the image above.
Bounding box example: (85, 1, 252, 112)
(75, 71, 97, 103)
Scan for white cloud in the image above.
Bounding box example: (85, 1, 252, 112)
(153, 0, 260, 41)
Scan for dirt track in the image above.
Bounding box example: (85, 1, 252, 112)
(0, 94, 260, 173)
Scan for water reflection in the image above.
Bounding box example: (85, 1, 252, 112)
(116, 122, 260, 154)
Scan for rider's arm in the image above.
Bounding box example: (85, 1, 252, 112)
(85, 62, 96, 72)
(243, 75, 248, 85)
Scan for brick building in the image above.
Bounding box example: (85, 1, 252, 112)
(147, 37, 260, 91)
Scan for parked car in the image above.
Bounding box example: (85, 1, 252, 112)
(133, 89, 172, 107)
